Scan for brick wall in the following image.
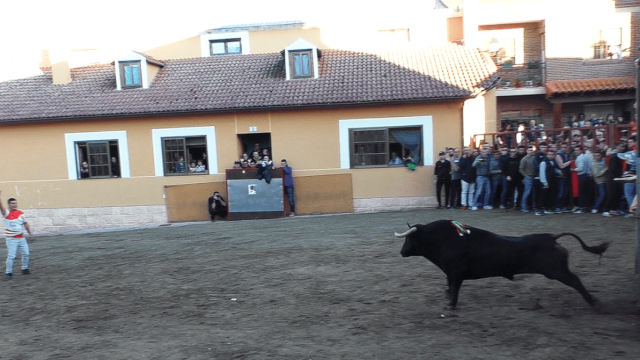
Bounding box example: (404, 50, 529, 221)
(523, 25, 543, 64)
(615, 0, 640, 8)
(546, 57, 636, 81)
(632, 12, 640, 58)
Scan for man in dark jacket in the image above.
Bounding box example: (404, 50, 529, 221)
(207, 191, 227, 221)
(458, 147, 476, 210)
(603, 141, 627, 216)
(433, 151, 451, 209)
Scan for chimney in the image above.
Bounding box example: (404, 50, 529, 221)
(49, 49, 72, 85)
(51, 61, 72, 85)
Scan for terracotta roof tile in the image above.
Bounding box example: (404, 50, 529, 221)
(0, 44, 497, 123)
(546, 76, 636, 97)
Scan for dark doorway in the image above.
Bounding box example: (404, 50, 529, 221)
(238, 133, 272, 159)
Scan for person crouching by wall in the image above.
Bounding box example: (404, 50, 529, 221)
(208, 191, 227, 221)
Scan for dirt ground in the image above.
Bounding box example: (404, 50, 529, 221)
(1, 209, 639, 360)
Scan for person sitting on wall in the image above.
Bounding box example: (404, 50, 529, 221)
(80, 161, 90, 178)
(207, 191, 227, 221)
(389, 151, 403, 165)
(257, 155, 274, 184)
(195, 160, 206, 172)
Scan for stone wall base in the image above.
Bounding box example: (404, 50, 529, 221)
(353, 196, 437, 213)
(2, 205, 168, 236)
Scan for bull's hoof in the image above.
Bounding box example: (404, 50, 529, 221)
(444, 305, 457, 311)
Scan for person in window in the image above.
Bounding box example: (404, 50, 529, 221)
(241, 160, 249, 169)
(261, 148, 271, 159)
(80, 161, 90, 178)
(195, 160, 206, 172)
(207, 191, 227, 221)
(232, 161, 242, 169)
(249, 159, 257, 169)
(257, 155, 274, 184)
(252, 143, 262, 155)
(111, 157, 120, 178)
(356, 145, 367, 166)
(389, 151, 403, 165)
(240, 153, 249, 163)
(252, 151, 262, 163)
(189, 162, 197, 172)
(175, 156, 186, 173)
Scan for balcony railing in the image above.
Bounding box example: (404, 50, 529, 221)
(472, 124, 635, 151)
(496, 65, 543, 89)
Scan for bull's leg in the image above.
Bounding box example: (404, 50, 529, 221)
(546, 270, 597, 306)
(447, 277, 464, 310)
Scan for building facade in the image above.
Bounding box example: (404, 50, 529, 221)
(0, 42, 497, 234)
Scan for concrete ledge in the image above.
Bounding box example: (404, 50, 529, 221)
(2, 205, 168, 236)
(353, 196, 437, 213)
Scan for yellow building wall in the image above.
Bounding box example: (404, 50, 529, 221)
(0, 101, 464, 211)
(249, 28, 328, 53)
(143, 36, 202, 60)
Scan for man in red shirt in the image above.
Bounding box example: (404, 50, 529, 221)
(0, 190, 34, 280)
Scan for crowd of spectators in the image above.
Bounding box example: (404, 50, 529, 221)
(434, 121, 638, 217)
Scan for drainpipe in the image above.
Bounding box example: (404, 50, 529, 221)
(635, 44, 639, 308)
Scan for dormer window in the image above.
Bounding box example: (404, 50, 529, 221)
(114, 51, 164, 91)
(210, 39, 242, 55)
(119, 61, 142, 88)
(200, 31, 250, 57)
(284, 38, 320, 81)
(290, 50, 313, 78)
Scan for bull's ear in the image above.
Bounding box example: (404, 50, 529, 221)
(406, 222, 411, 229)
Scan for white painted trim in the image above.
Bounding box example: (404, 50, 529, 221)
(151, 126, 218, 176)
(284, 38, 319, 80)
(115, 52, 152, 90)
(64, 131, 130, 180)
(338, 116, 434, 169)
(200, 31, 250, 57)
(496, 87, 546, 97)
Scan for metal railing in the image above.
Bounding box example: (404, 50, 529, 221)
(472, 124, 635, 150)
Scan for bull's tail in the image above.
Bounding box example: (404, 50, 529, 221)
(553, 233, 610, 256)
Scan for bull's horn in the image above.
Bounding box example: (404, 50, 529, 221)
(394, 227, 418, 238)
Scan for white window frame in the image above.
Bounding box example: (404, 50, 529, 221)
(115, 52, 153, 90)
(152, 126, 218, 176)
(338, 116, 433, 169)
(65, 131, 130, 180)
(284, 38, 319, 80)
(200, 32, 250, 57)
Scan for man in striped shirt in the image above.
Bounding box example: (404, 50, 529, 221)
(1, 191, 34, 280)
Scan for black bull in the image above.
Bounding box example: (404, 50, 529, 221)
(395, 220, 609, 309)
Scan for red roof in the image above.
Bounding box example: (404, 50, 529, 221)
(0, 44, 497, 123)
(546, 76, 636, 97)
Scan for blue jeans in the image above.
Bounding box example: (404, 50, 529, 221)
(490, 177, 501, 207)
(555, 177, 568, 209)
(593, 183, 606, 211)
(500, 176, 509, 207)
(474, 176, 491, 207)
(623, 183, 636, 211)
(522, 177, 533, 211)
(461, 180, 475, 207)
(284, 185, 295, 213)
(6, 237, 30, 274)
